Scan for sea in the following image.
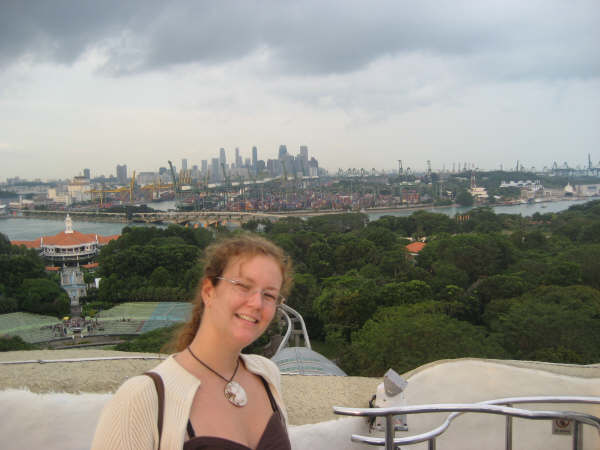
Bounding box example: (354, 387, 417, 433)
(0, 198, 592, 241)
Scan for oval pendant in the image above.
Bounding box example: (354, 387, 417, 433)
(224, 381, 247, 407)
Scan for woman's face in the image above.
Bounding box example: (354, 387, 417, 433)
(202, 254, 283, 350)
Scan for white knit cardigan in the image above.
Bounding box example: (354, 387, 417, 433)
(91, 354, 287, 450)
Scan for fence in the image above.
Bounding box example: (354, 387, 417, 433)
(334, 396, 600, 450)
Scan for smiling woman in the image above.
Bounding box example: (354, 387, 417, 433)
(91, 234, 294, 450)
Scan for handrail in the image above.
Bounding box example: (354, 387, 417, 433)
(275, 306, 293, 355)
(334, 396, 600, 450)
(275, 304, 311, 355)
(280, 303, 311, 350)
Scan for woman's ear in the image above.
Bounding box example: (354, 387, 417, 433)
(200, 278, 215, 308)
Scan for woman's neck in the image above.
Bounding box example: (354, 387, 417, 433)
(186, 326, 241, 375)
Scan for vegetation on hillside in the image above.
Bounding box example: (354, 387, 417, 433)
(0, 233, 69, 317)
(0, 335, 37, 352)
(115, 324, 180, 353)
(94, 225, 213, 303)
(3, 199, 600, 376)
(244, 201, 600, 375)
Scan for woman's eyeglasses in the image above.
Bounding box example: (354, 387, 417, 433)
(216, 277, 285, 306)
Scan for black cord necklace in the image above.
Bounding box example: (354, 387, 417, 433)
(187, 346, 247, 407)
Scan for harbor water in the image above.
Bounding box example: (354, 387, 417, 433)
(0, 198, 592, 241)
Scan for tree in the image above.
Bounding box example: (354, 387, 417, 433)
(472, 274, 529, 323)
(150, 266, 171, 287)
(0, 253, 46, 296)
(287, 272, 323, 339)
(560, 244, 600, 290)
(343, 304, 503, 376)
(115, 324, 179, 353)
(269, 217, 307, 235)
(493, 285, 600, 363)
(332, 236, 378, 274)
(418, 233, 515, 283)
(579, 222, 600, 244)
(370, 215, 413, 235)
(306, 213, 368, 234)
(97, 227, 202, 302)
(411, 211, 457, 236)
(0, 232, 11, 255)
(313, 271, 378, 342)
(0, 294, 18, 314)
(455, 190, 474, 206)
(360, 225, 398, 248)
(429, 262, 470, 292)
(0, 336, 36, 352)
(461, 208, 502, 233)
(542, 260, 581, 286)
(379, 245, 410, 281)
(17, 278, 70, 317)
(306, 240, 334, 278)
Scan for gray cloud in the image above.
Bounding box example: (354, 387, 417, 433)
(1, 0, 598, 81)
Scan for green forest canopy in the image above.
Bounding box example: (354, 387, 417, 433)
(3, 199, 600, 375)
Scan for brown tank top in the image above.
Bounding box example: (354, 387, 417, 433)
(183, 378, 291, 450)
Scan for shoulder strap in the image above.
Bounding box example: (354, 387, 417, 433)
(144, 372, 165, 449)
(259, 376, 278, 413)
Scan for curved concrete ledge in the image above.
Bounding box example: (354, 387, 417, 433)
(403, 357, 600, 380)
(0, 350, 598, 449)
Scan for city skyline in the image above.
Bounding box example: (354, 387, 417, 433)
(1, 1, 599, 180)
(4, 148, 600, 185)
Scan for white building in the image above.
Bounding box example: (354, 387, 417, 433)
(67, 176, 91, 203)
(47, 187, 71, 205)
(574, 184, 600, 197)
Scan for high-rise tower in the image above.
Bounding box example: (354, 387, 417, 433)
(278, 145, 288, 159)
(116, 164, 127, 184)
(252, 146, 258, 168)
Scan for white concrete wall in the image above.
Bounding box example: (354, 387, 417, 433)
(389, 360, 600, 450)
(0, 359, 598, 450)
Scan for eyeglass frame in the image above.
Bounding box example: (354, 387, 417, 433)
(215, 276, 285, 306)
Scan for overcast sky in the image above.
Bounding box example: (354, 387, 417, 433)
(1, 0, 599, 181)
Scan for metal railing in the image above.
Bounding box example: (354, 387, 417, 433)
(334, 396, 600, 450)
(275, 304, 311, 355)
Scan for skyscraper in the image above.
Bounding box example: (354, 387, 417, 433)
(252, 146, 258, 168)
(116, 165, 127, 184)
(83, 168, 90, 179)
(211, 158, 220, 182)
(235, 148, 242, 168)
(219, 148, 226, 167)
(278, 145, 288, 159)
(300, 145, 308, 163)
(181, 158, 188, 171)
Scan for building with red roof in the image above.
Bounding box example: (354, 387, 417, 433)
(11, 215, 119, 266)
(405, 241, 426, 258)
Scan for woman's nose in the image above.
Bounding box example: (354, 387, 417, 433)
(246, 289, 263, 308)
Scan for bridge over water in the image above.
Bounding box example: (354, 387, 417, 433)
(130, 210, 285, 226)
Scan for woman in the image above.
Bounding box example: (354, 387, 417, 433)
(92, 234, 293, 449)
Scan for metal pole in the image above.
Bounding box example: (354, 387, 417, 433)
(505, 403, 513, 450)
(385, 414, 395, 450)
(428, 438, 436, 450)
(572, 421, 582, 450)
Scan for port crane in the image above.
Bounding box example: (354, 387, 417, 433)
(87, 171, 136, 206)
